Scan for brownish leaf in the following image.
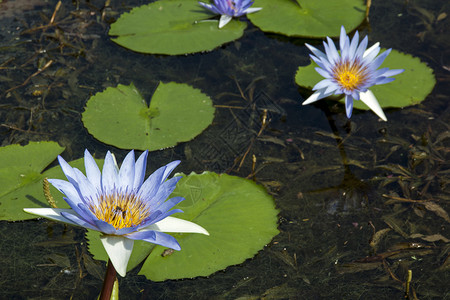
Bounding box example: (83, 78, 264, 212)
(423, 202, 450, 222)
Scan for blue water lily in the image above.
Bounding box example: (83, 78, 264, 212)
(198, 0, 262, 28)
(24, 150, 208, 277)
(303, 26, 404, 121)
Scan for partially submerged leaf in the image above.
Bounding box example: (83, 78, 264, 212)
(422, 201, 450, 223)
(261, 283, 300, 299)
(82, 251, 104, 280)
(336, 261, 382, 274)
(410, 233, 449, 243)
(369, 228, 391, 251)
(45, 253, 71, 268)
(382, 215, 409, 238)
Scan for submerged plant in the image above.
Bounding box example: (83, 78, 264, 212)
(302, 26, 404, 121)
(198, 0, 262, 28)
(24, 150, 209, 277)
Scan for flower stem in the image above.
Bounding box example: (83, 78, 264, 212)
(100, 259, 117, 300)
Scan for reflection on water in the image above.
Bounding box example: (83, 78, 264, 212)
(0, 0, 448, 299)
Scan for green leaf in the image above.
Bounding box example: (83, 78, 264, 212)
(295, 49, 436, 109)
(109, 0, 247, 55)
(86, 172, 280, 281)
(0, 143, 105, 221)
(360, 50, 436, 109)
(82, 82, 215, 151)
(248, 0, 366, 37)
(0, 142, 69, 221)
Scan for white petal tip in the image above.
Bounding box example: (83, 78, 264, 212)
(101, 236, 134, 278)
(219, 15, 232, 28)
(245, 7, 262, 14)
(359, 90, 387, 122)
(302, 92, 322, 105)
(150, 216, 210, 236)
(199, 228, 210, 236)
(23, 207, 59, 218)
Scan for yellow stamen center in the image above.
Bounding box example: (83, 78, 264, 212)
(89, 192, 151, 230)
(333, 60, 367, 91)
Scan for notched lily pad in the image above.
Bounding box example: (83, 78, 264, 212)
(82, 82, 215, 151)
(109, 0, 247, 55)
(87, 172, 280, 281)
(248, 0, 366, 37)
(295, 49, 436, 109)
(0, 142, 74, 221)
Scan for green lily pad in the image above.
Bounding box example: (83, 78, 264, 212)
(82, 82, 215, 151)
(0, 142, 74, 221)
(86, 172, 280, 281)
(295, 49, 436, 109)
(109, 0, 247, 55)
(248, 0, 366, 37)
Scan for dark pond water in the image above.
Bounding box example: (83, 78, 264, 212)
(0, 0, 449, 299)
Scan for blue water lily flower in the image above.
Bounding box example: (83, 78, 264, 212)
(24, 150, 209, 277)
(198, 0, 262, 28)
(303, 26, 404, 121)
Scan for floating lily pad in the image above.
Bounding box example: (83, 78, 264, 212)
(87, 172, 280, 281)
(82, 82, 215, 151)
(295, 49, 436, 109)
(247, 0, 366, 37)
(109, 0, 247, 55)
(0, 142, 74, 221)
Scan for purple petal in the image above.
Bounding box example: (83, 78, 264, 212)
(118, 150, 135, 192)
(60, 211, 100, 231)
(133, 150, 148, 190)
(72, 168, 98, 202)
(48, 179, 84, 206)
(362, 44, 380, 63)
(313, 78, 333, 90)
(149, 177, 182, 208)
(93, 218, 117, 235)
(345, 95, 354, 118)
(76, 203, 101, 224)
(315, 67, 332, 79)
(348, 31, 360, 60)
(48, 179, 96, 222)
(323, 82, 339, 95)
(126, 230, 181, 251)
(102, 151, 118, 193)
(375, 77, 396, 85)
(355, 36, 368, 59)
(84, 150, 101, 192)
(57, 155, 78, 186)
(154, 197, 184, 213)
(379, 68, 404, 77)
(115, 226, 139, 236)
(198, 2, 221, 15)
(148, 209, 184, 226)
(137, 166, 165, 201)
(369, 48, 391, 70)
(339, 26, 347, 51)
(161, 161, 181, 184)
(305, 44, 328, 61)
(324, 37, 340, 65)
